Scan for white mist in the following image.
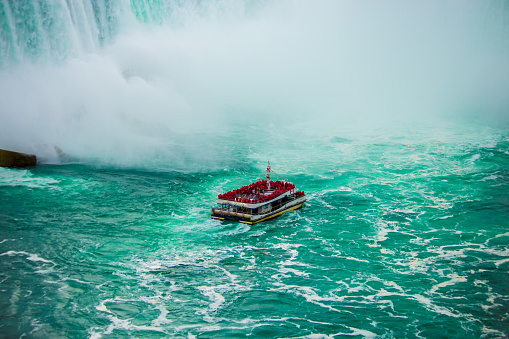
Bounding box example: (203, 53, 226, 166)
(0, 0, 507, 166)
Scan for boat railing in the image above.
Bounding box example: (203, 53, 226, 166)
(214, 192, 304, 217)
(217, 180, 299, 204)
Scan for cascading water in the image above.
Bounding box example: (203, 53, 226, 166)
(0, 1, 509, 338)
(1, 0, 258, 67)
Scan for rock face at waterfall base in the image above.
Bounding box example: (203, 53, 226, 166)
(0, 149, 37, 167)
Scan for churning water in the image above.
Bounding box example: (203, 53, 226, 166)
(1, 1, 509, 338)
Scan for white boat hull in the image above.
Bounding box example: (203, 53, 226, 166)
(212, 196, 306, 224)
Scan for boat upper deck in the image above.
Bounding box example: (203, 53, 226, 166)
(218, 190, 294, 209)
(215, 162, 305, 208)
(217, 178, 300, 203)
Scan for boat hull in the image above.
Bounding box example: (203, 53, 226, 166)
(211, 196, 306, 224)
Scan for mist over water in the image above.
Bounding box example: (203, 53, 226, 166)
(1, 0, 508, 168)
(1, 2, 509, 338)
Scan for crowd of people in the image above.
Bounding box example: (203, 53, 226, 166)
(218, 180, 304, 204)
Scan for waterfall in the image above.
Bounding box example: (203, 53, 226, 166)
(1, 0, 107, 66)
(0, 0, 255, 67)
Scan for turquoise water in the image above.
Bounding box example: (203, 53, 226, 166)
(1, 0, 509, 337)
(1, 121, 508, 338)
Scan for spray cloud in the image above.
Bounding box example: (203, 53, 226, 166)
(0, 0, 508, 166)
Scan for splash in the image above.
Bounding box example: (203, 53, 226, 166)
(0, 0, 508, 166)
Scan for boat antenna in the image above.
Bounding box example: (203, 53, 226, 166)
(255, 161, 288, 183)
(266, 161, 271, 190)
(268, 161, 289, 182)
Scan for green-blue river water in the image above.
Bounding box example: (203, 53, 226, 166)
(1, 0, 509, 337)
(1, 121, 508, 338)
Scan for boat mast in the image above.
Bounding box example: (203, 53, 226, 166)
(266, 161, 271, 190)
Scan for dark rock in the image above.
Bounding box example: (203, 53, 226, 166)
(0, 149, 37, 167)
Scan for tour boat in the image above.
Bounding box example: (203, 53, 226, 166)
(211, 162, 306, 224)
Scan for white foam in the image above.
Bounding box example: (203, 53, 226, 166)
(152, 304, 173, 327)
(345, 326, 378, 338)
(216, 223, 250, 236)
(147, 261, 163, 270)
(103, 315, 164, 335)
(481, 326, 506, 338)
(28, 318, 43, 337)
(198, 286, 226, 313)
(384, 281, 405, 293)
(272, 242, 303, 252)
(493, 232, 509, 239)
(289, 327, 377, 338)
(409, 236, 434, 245)
(88, 331, 102, 339)
(279, 267, 310, 277)
(481, 174, 498, 181)
(418, 295, 461, 317)
(470, 154, 481, 162)
(347, 285, 365, 294)
(494, 257, 509, 268)
(392, 208, 418, 214)
(1, 251, 55, 264)
(271, 283, 356, 316)
(95, 300, 109, 313)
(345, 257, 369, 263)
(7, 284, 20, 316)
(0, 168, 60, 188)
(94, 296, 173, 336)
(285, 334, 332, 339)
(373, 289, 461, 318)
(430, 274, 467, 294)
(380, 248, 395, 255)
(428, 196, 454, 210)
